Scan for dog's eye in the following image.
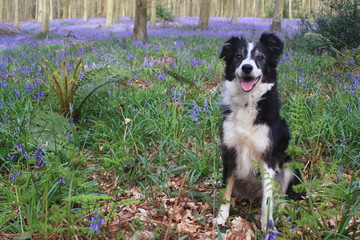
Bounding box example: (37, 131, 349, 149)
(256, 56, 265, 61)
(236, 54, 243, 59)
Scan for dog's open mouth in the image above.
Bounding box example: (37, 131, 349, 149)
(239, 77, 260, 92)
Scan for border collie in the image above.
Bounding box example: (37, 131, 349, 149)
(214, 33, 302, 231)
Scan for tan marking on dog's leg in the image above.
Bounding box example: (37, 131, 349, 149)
(214, 174, 235, 226)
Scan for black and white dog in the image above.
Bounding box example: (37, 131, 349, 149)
(214, 33, 302, 231)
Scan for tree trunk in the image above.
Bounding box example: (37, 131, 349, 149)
(62, 0, 68, 18)
(106, 0, 114, 26)
(231, 0, 239, 23)
(240, 0, 245, 17)
(49, 0, 53, 20)
(83, 0, 88, 21)
(133, 0, 148, 42)
(150, 0, 156, 27)
(38, 0, 42, 22)
(14, 0, 19, 29)
(306, 0, 312, 20)
(288, 0, 292, 19)
(271, 0, 283, 32)
(41, 0, 50, 34)
(197, 0, 210, 30)
(0, 0, 3, 22)
(113, 0, 120, 23)
(257, 0, 263, 17)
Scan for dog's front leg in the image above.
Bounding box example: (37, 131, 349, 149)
(261, 165, 276, 231)
(214, 174, 235, 226)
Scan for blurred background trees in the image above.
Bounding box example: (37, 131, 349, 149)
(1, 0, 329, 23)
(1, 0, 358, 49)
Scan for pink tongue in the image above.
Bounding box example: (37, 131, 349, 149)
(240, 78, 258, 92)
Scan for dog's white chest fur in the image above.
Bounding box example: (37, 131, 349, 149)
(222, 80, 274, 179)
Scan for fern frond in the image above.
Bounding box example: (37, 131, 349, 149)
(65, 193, 113, 203)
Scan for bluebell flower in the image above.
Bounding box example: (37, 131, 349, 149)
(202, 99, 211, 118)
(262, 220, 280, 240)
(66, 132, 73, 141)
(7, 154, 14, 161)
(58, 176, 66, 184)
(190, 101, 200, 125)
(9, 173, 15, 182)
(89, 216, 105, 234)
(17, 143, 25, 155)
(286, 216, 295, 231)
(10, 173, 20, 182)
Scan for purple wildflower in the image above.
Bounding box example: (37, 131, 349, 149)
(10, 173, 15, 182)
(89, 216, 105, 234)
(0, 81, 7, 88)
(287, 216, 295, 231)
(262, 220, 280, 240)
(17, 144, 25, 155)
(7, 154, 14, 161)
(34, 143, 46, 169)
(202, 98, 211, 118)
(10, 172, 20, 182)
(66, 132, 73, 141)
(58, 176, 66, 184)
(190, 101, 200, 125)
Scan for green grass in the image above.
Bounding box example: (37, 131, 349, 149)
(0, 27, 359, 239)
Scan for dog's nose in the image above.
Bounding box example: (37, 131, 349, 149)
(242, 64, 253, 74)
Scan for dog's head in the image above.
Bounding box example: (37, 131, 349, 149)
(220, 33, 283, 92)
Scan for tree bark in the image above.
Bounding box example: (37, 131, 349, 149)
(106, 0, 114, 26)
(38, 0, 42, 22)
(289, 0, 292, 19)
(0, 0, 3, 22)
(197, 0, 210, 30)
(84, 0, 88, 21)
(113, 0, 120, 23)
(49, 0, 53, 20)
(14, 0, 19, 29)
(133, 0, 148, 42)
(271, 0, 284, 32)
(41, 0, 50, 34)
(231, 0, 239, 23)
(150, 0, 156, 27)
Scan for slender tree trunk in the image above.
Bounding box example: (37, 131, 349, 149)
(197, 0, 210, 29)
(113, 0, 120, 23)
(84, 0, 88, 21)
(38, 0, 43, 22)
(240, 0, 245, 17)
(41, 0, 50, 34)
(14, 0, 19, 29)
(256, 0, 263, 16)
(231, 0, 239, 23)
(49, 0, 53, 20)
(106, 0, 114, 26)
(306, 0, 312, 20)
(133, 0, 148, 42)
(62, 0, 68, 19)
(271, 0, 284, 32)
(0, 0, 3, 22)
(252, 0, 257, 16)
(289, 0, 292, 19)
(150, 0, 156, 27)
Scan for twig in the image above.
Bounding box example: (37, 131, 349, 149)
(164, 172, 188, 240)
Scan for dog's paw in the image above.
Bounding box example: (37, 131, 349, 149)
(214, 212, 229, 226)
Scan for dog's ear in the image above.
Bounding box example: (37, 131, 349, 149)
(220, 37, 242, 61)
(259, 32, 284, 65)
